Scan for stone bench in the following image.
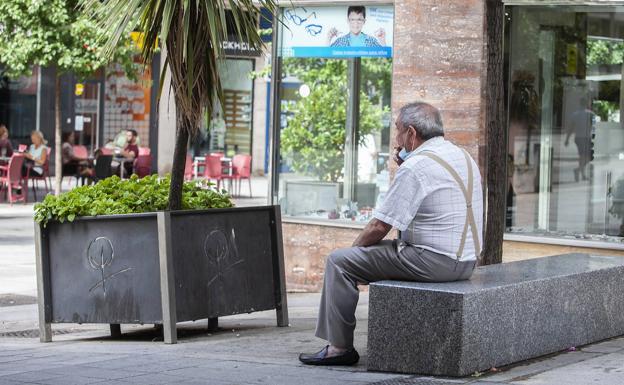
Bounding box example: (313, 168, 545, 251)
(367, 253, 624, 376)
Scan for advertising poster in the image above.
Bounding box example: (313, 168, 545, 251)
(279, 5, 394, 58)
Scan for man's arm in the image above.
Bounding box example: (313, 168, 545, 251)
(121, 147, 137, 159)
(352, 218, 392, 247)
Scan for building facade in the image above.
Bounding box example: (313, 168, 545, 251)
(0, 62, 160, 172)
(268, 0, 624, 291)
(5, 1, 624, 293)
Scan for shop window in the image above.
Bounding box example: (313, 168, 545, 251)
(505, 6, 624, 243)
(194, 59, 254, 158)
(276, 58, 391, 223)
(273, 4, 394, 225)
(104, 61, 152, 150)
(0, 67, 38, 144)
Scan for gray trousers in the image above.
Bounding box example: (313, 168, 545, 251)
(315, 240, 476, 348)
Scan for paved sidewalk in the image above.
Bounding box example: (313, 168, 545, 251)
(2, 198, 624, 384)
(1, 295, 623, 385)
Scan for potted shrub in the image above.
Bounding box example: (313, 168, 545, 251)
(29, 0, 284, 343)
(34, 175, 288, 343)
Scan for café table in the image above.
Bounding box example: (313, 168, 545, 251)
(114, 156, 134, 179)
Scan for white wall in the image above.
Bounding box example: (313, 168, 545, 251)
(157, 51, 177, 175)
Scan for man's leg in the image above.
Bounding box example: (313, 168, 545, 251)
(301, 241, 476, 365)
(315, 240, 423, 350)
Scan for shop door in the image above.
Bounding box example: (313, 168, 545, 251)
(213, 59, 254, 157)
(74, 82, 101, 152)
(507, 6, 624, 240)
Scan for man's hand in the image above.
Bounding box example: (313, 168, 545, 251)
(374, 28, 386, 46)
(327, 27, 338, 45)
(392, 146, 404, 166)
(352, 218, 392, 247)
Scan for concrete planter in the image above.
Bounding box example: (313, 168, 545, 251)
(35, 205, 288, 344)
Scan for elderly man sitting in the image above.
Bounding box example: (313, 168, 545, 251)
(299, 101, 483, 366)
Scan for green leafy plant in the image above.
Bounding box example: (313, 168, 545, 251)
(34, 175, 233, 226)
(280, 58, 389, 182)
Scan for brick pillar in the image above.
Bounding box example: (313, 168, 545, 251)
(392, 0, 487, 171)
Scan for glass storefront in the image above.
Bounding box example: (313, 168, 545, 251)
(276, 57, 392, 224)
(505, 5, 624, 243)
(194, 59, 254, 158)
(103, 60, 153, 149)
(0, 67, 39, 144)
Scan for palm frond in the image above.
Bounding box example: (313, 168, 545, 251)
(80, 0, 277, 136)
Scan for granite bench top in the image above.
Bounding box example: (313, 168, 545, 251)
(368, 253, 624, 376)
(373, 253, 624, 294)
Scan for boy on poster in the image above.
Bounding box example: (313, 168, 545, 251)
(326, 6, 386, 47)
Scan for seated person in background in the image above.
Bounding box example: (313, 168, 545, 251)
(23, 130, 48, 177)
(112, 129, 139, 176)
(111, 129, 141, 148)
(61, 131, 92, 181)
(0, 124, 14, 158)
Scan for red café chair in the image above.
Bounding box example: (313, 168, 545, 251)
(72, 145, 88, 160)
(203, 154, 233, 190)
(138, 147, 151, 156)
(29, 147, 51, 200)
(0, 154, 27, 205)
(99, 147, 113, 156)
(184, 154, 194, 181)
(133, 154, 152, 178)
(232, 154, 252, 197)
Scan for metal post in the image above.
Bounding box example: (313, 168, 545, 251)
(34, 223, 52, 342)
(605, 171, 612, 235)
(208, 317, 219, 332)
(95, 83, 101, 153)
(36, 67, 42, 133)
(344, 58, 361, 204)
(537, 30, 555, 231)
(268, 8, 283, 205)
(157, 211, 177, 344)
(270, 206, 289, 327)
(110, 324, 122, 338)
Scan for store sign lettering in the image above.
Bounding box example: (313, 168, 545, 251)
(221, 39, 261, 57)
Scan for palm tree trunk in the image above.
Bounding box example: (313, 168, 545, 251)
(167, 111, 190, 210)
(482, 0, 506, 265)
(54, 75, 62, 196)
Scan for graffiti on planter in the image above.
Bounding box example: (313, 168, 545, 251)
(87, 237, 133, 295)
(204, 228, 246, 289)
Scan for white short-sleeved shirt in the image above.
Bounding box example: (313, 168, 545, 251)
(373, 137, 483, 261)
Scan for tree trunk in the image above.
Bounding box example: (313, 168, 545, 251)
(54, 75, 62, 196)
(482, 0, 506, 265)
(167, 111, 190, 210)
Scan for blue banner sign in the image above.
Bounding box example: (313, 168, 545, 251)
(279, 5, 394, 58)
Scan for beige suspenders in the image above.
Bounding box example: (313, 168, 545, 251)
(418, 150, 481, 261)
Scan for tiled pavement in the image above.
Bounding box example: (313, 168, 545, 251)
(1, 296, 624, 385)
